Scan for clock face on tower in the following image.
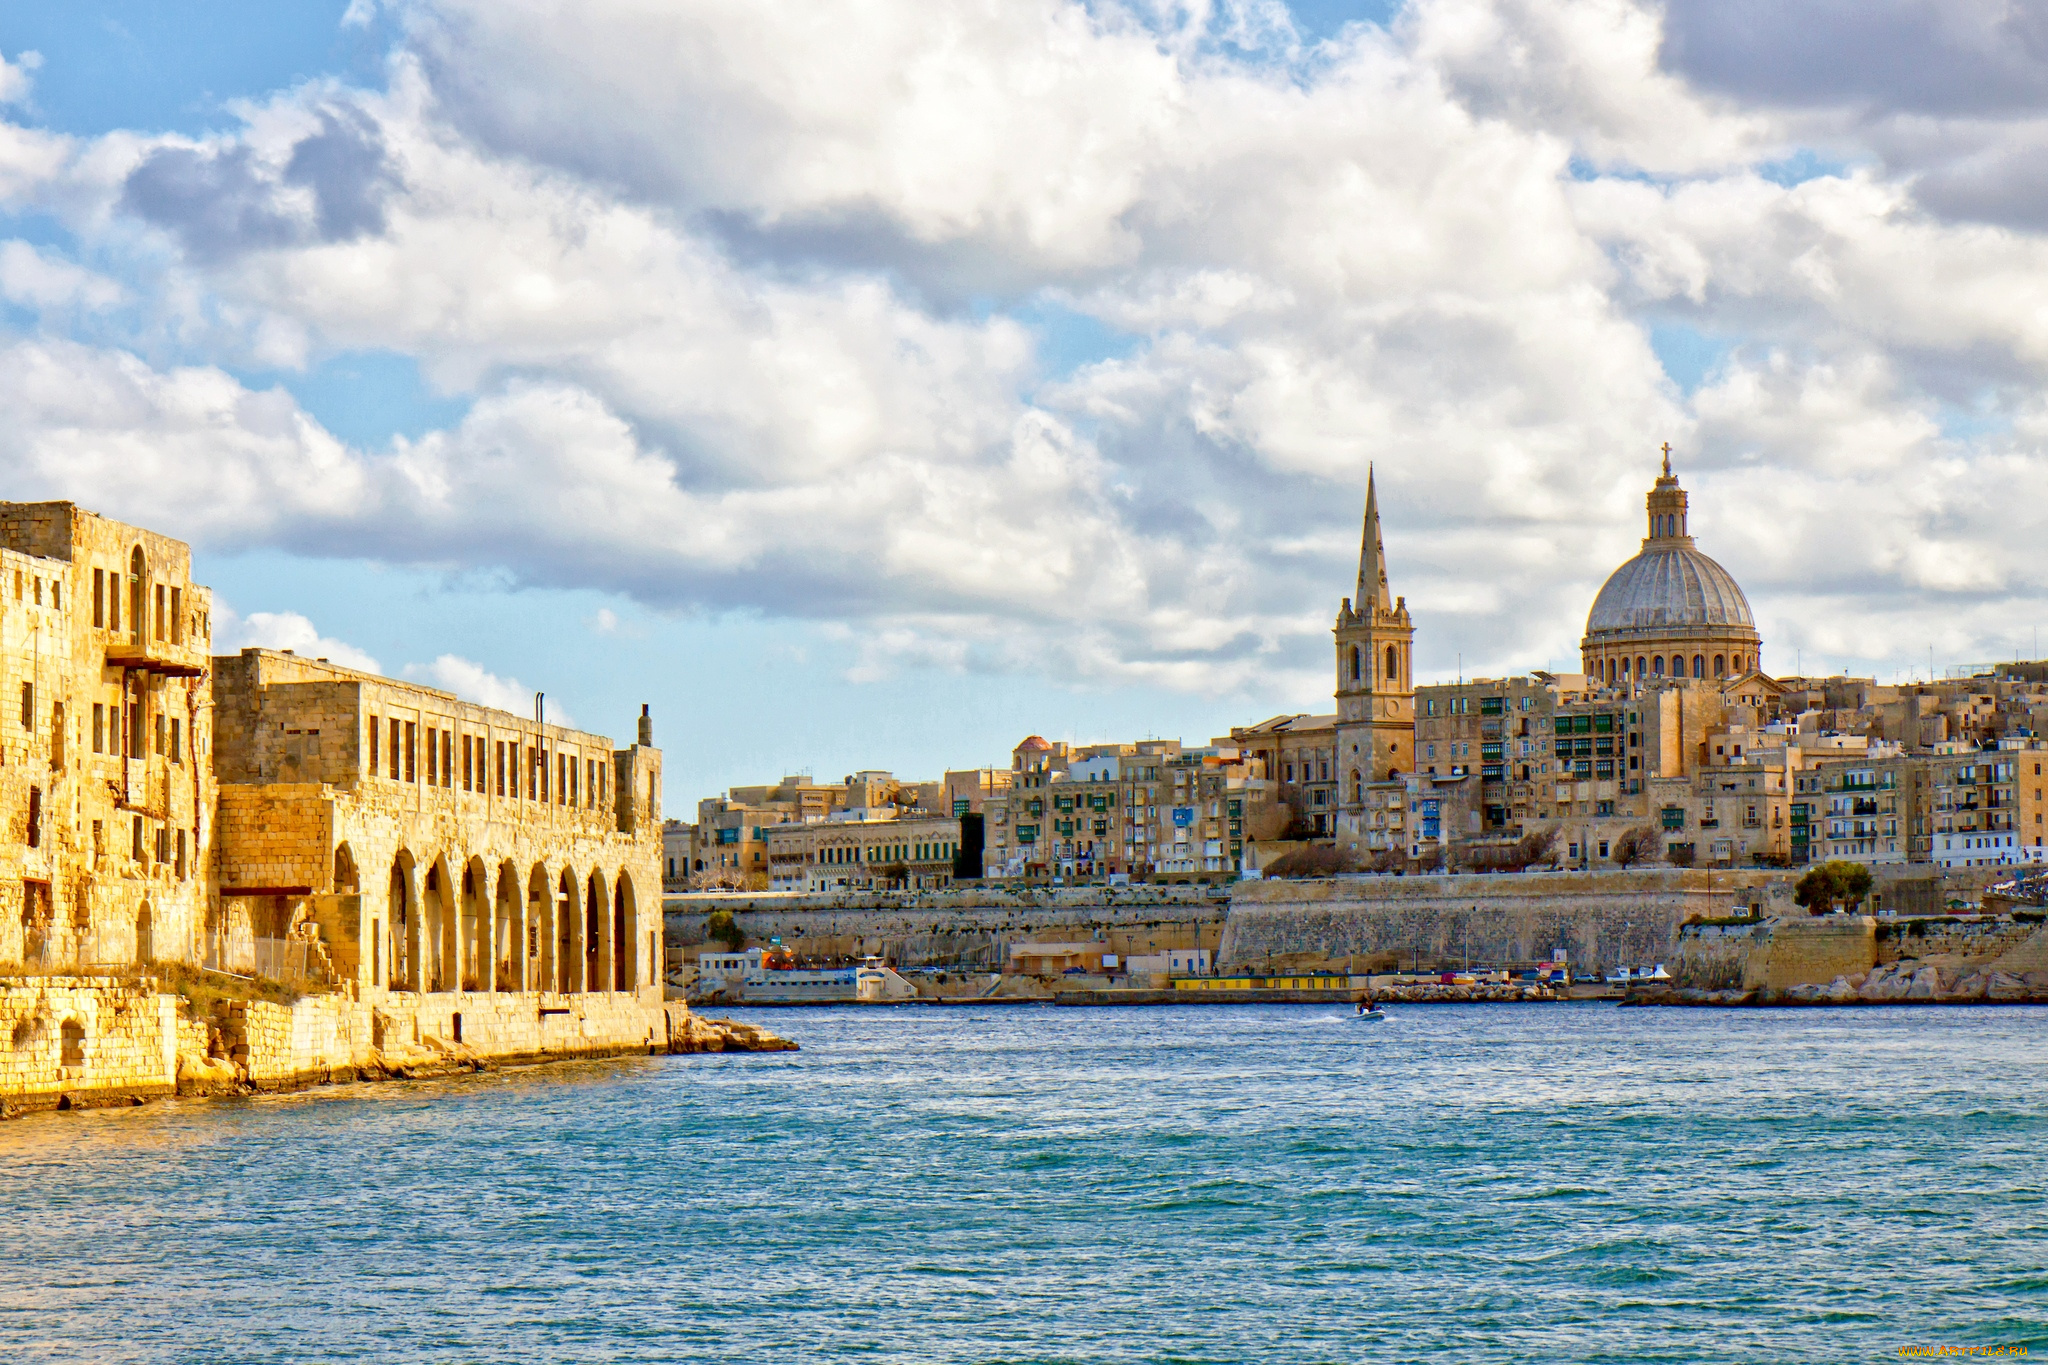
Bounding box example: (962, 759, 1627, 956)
(1383, 699, 1397, 717)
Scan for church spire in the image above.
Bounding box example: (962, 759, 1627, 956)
(1356, 465, 1391, 612)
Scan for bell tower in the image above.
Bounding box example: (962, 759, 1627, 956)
(1334, 467, 1415, 835)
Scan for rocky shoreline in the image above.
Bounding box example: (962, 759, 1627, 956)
(1625, 964, 2048, 1008)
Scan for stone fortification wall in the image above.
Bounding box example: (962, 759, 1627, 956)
(665, 886, 1227, 969)
(0, 977, 177, 1112)
(1220, 869, 1792, 972)
(1671, 913, 2048, 998)
(0, 978, 667, 1114)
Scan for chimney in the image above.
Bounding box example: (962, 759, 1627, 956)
(637, 703, 653, 747)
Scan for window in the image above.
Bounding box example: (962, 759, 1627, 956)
(388, 718, 400, 778)
(369, 717, 380, 773)
(171, 587, 183, 643)
(93, 569, 105, 627)
(441, 729, 452, 787)
(176, 828, 186, 879)
(170, 718, 182, 764)
(129, 702, 144, 759)
(154, 714, 164, 756)
(1350, 646, 1360, 683)
(18, 681, 29, 729)
(132, 814, 144, 860)
(92, 704, 104, 754)
(154, 583, 166, 641)
(1386, 645, 1398, 683)
(495, 740, 506, 796)
(25, 787, 40, 847)
(405, 721, 416, 782)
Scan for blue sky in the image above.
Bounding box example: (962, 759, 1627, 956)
(2, 0, 2046, 811)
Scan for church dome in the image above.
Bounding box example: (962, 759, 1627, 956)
(1586, 544, 1753, 635)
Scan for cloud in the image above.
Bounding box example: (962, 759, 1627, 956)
(403, 653, 567, 725)
(7, 0, 2048, 702)
(0, 50, 38, 107)
(118, 107, 396, 261)
(0, 241, 123, 310)
(214, 606, 382, 672)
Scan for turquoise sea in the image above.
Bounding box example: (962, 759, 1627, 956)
(2, 1003, 2044, 1363)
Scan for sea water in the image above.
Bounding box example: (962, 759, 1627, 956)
(0, 1003, 2043, 1363)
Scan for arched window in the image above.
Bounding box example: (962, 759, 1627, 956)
(1715, 654, 1726, 678)
(1386, 645, 1398, 685)
(1351, 771, 1362, 803)
(1693, 655, 1705, 678)
(1350, 646, 1360, 683)
(128, 546, 146, 647)
(1652, 656, 1665, 676)
(1606, 659, 1616, 685)
(1733, 654, 1744, 673)
(1636, 656, 1646, 679)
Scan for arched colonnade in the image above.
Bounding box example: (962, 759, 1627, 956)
(364, 844, 644, 995)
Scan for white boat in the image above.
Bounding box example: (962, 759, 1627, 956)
(1352, 1007, 1389, 1023)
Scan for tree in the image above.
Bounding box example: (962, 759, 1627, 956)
(1665, 841, 1696, 868)
(1263, 845, 1359, 878)
(1795, 860, 1874, 915)
(1515, 826, 1561, 870)
(1611, 826, 1661, 869)
(1367, 846, 1406, 874)
(704, 908, 745, 951)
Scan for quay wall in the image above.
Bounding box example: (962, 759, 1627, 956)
(0, 978, 667, 1115)
(665, 887, 1228, 970)
(1219, 869, 1791, 972)
(671, 868, 2000, 975)
(1675, 914, 2048, 992)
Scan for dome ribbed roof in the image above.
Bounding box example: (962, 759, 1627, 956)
(1586, 545, 1754, 634)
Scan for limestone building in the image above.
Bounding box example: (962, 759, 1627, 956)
(1581, 450, 1763, 685)
(0, 503, 216, 969)
(0, 500, 666, 1015)
(210, 651, 663, 996)
(1333, 469, 1415, 799)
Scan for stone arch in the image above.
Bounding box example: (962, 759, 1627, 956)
(557, 868, 579, 993)
(613, 872, 638, 991)
(333, 843, 359, 893)
(495, 861, 523, 991)
(586, 868, 610, 993)
(389, 850, 418, 991)
(1385, 645, 1398, 686)
(423, 855, 455, 992)
(135, 902, 153, 965)
(1733, 653, 1745, 673)
(1636, 655, 1646, 679)
(528, 864, 554, 993)
(1349, 645, 1360, 683)
(1693, 654, 1705, 679)
(1715, 654, 1726, 678)
(1350, 770, 1363, 804)
(128, 545, 146, 646)
(1652, 655, 1664, 676)
(461, 856, 490, 991)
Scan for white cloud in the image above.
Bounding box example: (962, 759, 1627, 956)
(0, 50, 39, 107)
(6, 0, 2048, 701)
(213, 606, 382, 672)
(0, 240, 124, 310)
(403, 653, 567, 725)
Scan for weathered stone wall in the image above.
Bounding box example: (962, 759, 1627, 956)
(1219, 869, 1791, 972)
(665, 886, 1227, 968)
(0, 977, 667, 1113)
(0, 977, 177, 1111)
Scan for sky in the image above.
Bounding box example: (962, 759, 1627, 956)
(3, 0, 2048, 812)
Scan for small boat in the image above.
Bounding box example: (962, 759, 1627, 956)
(1352, 1006, 1389, 1023)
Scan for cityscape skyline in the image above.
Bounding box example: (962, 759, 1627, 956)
(4, 1, 2048, 806)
